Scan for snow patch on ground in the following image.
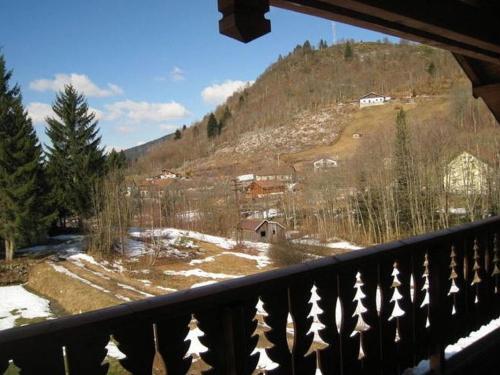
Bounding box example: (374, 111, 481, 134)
(117, 283, 154, 298)
(164, 268, 242, 280)
(222, 251, 270, 269)
(0, 285, 53, 331)
(130, 227, 270, 253)
(293, 237, 363, 250)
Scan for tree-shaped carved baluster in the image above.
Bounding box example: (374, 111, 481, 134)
(185, 315, 212, 374)
(421, 254, 430, 328)
(471, 239, 482, 304)
(350, 272, 370, 360)
(449, 246, 459, 315)
(389, 262, 405, 342)
(492, 234, 500, 294)
(286, 288, 296, 372)
(304, 285, 329, 374)
(252, 298, 279, 374)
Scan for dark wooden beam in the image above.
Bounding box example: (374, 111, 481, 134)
(454, 54, 500, 122)
(218, 0, 271, 43)
(268, 0, 500, 64)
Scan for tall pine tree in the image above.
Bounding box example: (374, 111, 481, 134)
(45, 85, 105, 227)
(207, 113, 218, 138)
(0, 55, 49, 261)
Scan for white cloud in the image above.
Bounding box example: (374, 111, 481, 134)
(170, 66, 185, 82)
(27, 102, 103, 125)
(104, 100, 190, 123)
(201, 80, 254, 105)
(27, 102, 53, 124)
(116, 126, 135, 134)
(30, 73, 123, 97)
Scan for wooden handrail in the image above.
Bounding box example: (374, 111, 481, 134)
(1, 216, 500, 374)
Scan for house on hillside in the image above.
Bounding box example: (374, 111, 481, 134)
(352, 133, 362, 139)
(239, 219, 286, 243)
(160, 169, 178, 179)
(359, 92, 391, 108)
(247, 180, 286, 198)
(444, 151, 491, 195)
(313, 157, 338, 171)
(255, 166, 295, 182)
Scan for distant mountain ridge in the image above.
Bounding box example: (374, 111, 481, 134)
(124, 132, 174, 161)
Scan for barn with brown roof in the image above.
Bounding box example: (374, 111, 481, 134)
(239, 219, 286, 243)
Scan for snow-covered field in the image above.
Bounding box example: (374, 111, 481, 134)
(0, 285, 53, 331)
(292, 236, 363, 251)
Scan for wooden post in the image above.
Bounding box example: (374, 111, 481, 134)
(218, 0, 271, 43)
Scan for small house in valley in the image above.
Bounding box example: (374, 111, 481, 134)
(359, 92, 391, 108)
(239, 219, 286, 243)
(247, 180, 286, 198)
(313, 157, 338, 171)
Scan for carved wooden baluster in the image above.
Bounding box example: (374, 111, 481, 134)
(428, 244, 452, 374)
(449, 246, 459, 316)
(185, 315, 212, 373)
(351, 272, 370, 363)
(113, 322, 155, 375)
(289, 281, 316, 374)
(261, 289, 293, 374)
(337, 268, 359, 374)
(357, 264, 380, 374)
(157, 315, 192, 375)
(252, 298, 278, 374)
(378, 258, 397, 374)
(315, 273, 340, 375)
(410, 250, 429, 366)
(196, 298, 258, 375)
(492, 233, 500, 294)
(65, 332, 110, 375)
(11, 342, 66, 375)
(394, 256, 413, 372)
(389, 262, 405, 343)
(471, 239, 482, 305)
(304, 285, 329, 375)
(421, 254, 430, 328)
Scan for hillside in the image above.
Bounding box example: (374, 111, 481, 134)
(129, 41, 467, 177)
(124, 132, 174, 161)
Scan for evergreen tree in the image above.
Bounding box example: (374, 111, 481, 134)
(174, 129, 182, 140)
(344, 41, 354, 61)
(218, 107, 231, 135)
(206, 113, 218, 138)
(45, 85, 105, 227)
(393, 109, 412, 232)
(106, 149, 127, 172)
(0, 55, 49, 261)
(426, 61, 436, 77)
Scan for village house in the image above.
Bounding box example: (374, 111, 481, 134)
(352, 133, 362, 139)
(444, 151, 491, 195)
(359, 92, 391, 108)
(313, 157, 338, 171)
(160, 169, 178, 179)
(239, 219, 286, 243)
(255, 166, 296, 182)
(247, 180, 286, 198)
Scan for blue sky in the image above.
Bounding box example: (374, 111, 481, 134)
(1, 0, 394, 151)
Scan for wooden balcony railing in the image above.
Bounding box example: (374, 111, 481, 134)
(1, 217, 500, 374)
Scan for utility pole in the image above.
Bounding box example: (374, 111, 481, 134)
(232, 178, 243, 244)
(331, 21, 337, 45)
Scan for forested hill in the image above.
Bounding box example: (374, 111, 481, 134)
(124, 132, 174, 161)
(128, 40, 467, 175)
